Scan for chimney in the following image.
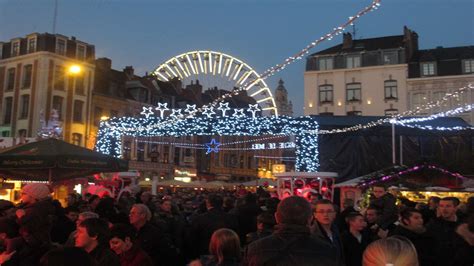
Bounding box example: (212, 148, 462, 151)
(95, 57, 112, 70)
(403, 26, 419, 61)
(124, 66, 134, 78)
(342, 33, 353, 49)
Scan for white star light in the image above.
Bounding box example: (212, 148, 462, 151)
(247, 104, 261, 119)
(232, 108, 246, 118)
(202, 106, 216, 118)
(217, 102, 231, 117)
(169, 109, 182, 119)
(155, 102, 169, 119)
(140, 107, 155, 118)
(184, 104, 197, 117)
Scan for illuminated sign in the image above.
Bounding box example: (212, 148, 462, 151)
(251, 142, 295, 150)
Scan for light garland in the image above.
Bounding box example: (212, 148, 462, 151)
(146, 0, 382, 127)
(359, 164, 466, 188)
(319, 84, 473, 134)
(96, 115, 319, 172)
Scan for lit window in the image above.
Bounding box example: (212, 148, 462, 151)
(383, 51, 398, 65)
(463, 59, 474, 74)
(318, 57, 333, 70)
(319, 84, 333, 103)
(421, 62, 436, 76)
(346, 83, 361, 102)
(346, 55, 361, 68)
(52, 96, 64, 120)
(347, 111, 362, 116)
(385, 109, 398, 116)
(72, 133, 82, 146)
(384, 80, 398, 99)
(412, 93, 427, 115)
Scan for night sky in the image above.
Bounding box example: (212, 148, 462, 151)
(1, 0, 473, 115)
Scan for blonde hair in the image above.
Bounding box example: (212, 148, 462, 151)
(363, 236, 418, 266)
(209, 228, 241, 264)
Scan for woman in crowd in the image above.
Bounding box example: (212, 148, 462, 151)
(362, 236, 418, 266)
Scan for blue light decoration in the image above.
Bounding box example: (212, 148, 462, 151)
(96, 112, 319, 172)
(205, 139, 221, 154)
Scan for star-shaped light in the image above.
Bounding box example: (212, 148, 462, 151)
(205, 138, 221, 154)
(184, 104, 197, 117)
(140, 106, 155, 118)
(169, 109, 182, 119)
(232, 108, 246, 118)
(247, 104, 261, 119)
(155, 102, 169, 119)
(217, 102, 231, 117)
(202, 106, 216, 118)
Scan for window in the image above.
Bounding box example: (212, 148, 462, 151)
(72, 133, 82, 146)
(346, 83, 361, 102)
(73, 100, 84, 123)
(3, 97, 13, 124)
(22, 64, 33, 89)
(123, 141, 132, 160)
(75, 74, 85, 95)
(463, 59, 474, 74)
(11, 41, 20, 56)
(94, 107, 103, 125)
(412, 93, 427, 114)
(383, 51, 398, 65)
(421, 62, 436, 76)
(319, 84, 333, 103)
(19, 95, 29, 119)
(432, 91, 447, 113)
(385, 109, 398, 116)
(18, 129, 27, 138)
(163, 145, 169, 163)
(137, 142, 145, 161)
(77, 45, 86, 60)
(319, 112, 334, 116)
(27, 38, 36, 53)
(6, 68, 15, 91)
(150, 144, 159, 162)
(346, 55, 361, 68)
(56, 38, 66, 55)
(54, 65, 65, 90)
(347, 111, 362, 116)
(52, 96, 64, 120)
(384, 80, 398, 99)
(318, 57, 333, 70)
(1, 131, 10, 137)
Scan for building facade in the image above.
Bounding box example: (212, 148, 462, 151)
(407, 46, 474, 124)
(0, 33, 95, 146)
(304, 27, 418, 116)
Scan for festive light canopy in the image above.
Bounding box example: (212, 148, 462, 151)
(96, 114, 319, 172)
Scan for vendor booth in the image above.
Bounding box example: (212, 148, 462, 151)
(274, 172, 338, 201)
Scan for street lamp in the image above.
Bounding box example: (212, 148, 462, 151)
(68, 64, 81, 75)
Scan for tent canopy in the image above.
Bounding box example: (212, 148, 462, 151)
(0, 138, 128, 182)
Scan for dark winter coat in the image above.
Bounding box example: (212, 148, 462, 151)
(341, 231, 371, 266)
(310, 221, 344, 261)
(89, 244, 120, 266)
(135, 222, 177, 266)
(390, 225, 436, 266)
(119, 244, 153, 266)
(450, 223, 474, 266)
(242, 224, 342, 266)
(426, 217, 462, 266)
(191, 207, 238, 256)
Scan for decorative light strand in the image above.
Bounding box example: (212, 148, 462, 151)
(359, 164, 466, 188)
(319, 84, 473, 135)
(146, 0, 382, 127)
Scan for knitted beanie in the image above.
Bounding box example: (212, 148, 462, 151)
(22, 183, 51, 200)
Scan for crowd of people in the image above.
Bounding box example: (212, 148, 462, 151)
(0, 183, 472, 266)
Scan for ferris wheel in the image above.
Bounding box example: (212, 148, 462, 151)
(152, 50, 278, 116)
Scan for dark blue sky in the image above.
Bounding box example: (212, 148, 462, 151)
(1, 0, 473, 115)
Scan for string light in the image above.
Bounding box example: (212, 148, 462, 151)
(96, 115, 319, 172)
(147, 0, 383, 127)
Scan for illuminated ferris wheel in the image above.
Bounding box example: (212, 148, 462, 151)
(152, 50, 278, 116)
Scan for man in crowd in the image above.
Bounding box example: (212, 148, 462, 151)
(427, 197, 462, 266)
(341, 212, 370, 266)
(390, 208, 435, 266)
(129, 203, 175, 265)
(75, 218, 120, 266)
(191, 194, 238, 256)
(369, 185, 398, 237)
(242, 196, 341, 266)
(310, 199, 344, 260)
